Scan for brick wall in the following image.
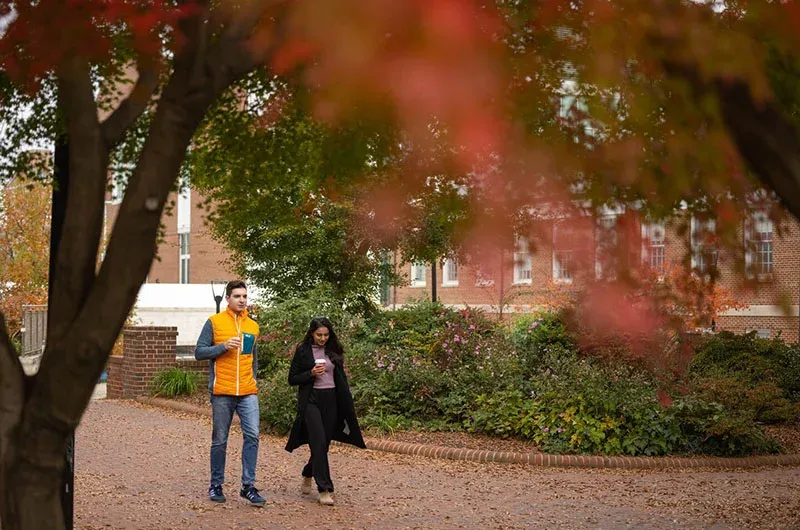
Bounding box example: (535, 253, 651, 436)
(106, 356, 124, 399)
(107, 326, 178, 399)
(716, 315, 799, 344)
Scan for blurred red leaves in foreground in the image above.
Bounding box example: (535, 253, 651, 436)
(0, 0, 194, 87)
(2, 0, 796, 374)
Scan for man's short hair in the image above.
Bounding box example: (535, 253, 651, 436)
(225, 280, 247, 297)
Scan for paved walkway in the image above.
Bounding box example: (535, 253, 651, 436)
(75, 400, 800, 529)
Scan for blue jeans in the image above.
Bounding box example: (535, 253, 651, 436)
(210, 394, 260, 487)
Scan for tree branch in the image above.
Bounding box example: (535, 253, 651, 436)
(47, 59, 108, 343)
(173, 0, 211, 90)
(100, 59, 162, 149)
(663, 59, 800, 222)
(714, 79, 800, 221)
(208, 0, 290, 90)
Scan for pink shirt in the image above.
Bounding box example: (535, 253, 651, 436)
(312, 345, 335, 389)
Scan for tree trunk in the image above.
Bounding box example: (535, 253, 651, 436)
(51, 134, 74, 530)
(0, 79, 219, 530)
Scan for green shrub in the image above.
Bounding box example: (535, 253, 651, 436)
(149, 367, 202, 397)
(254, 297, 791, 456)
(254, 284, 366, 376)
(359, 411, 412, 434)
(669, 397, 781, 456)
(348, 303, 523, 423)
(690, 332, 800, 424)
(456, 343, 685, 456)
(696, 377, 800, 424)
(508, 311, 576, 375)
(775, 344, 800, 400)
(11, 336, 22, 356)
(258, 361, 297, 435)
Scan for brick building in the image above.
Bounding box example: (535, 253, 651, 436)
(105, 183, 800, 343)
(388, 208, 800, 343)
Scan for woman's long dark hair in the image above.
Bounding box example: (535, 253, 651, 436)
(301, 317, 344, 366)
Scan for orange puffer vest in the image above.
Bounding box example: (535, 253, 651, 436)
(209, 307, 260, 396)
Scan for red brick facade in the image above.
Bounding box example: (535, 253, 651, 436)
(105, 191, 235, 285)
(390, 213, 800, 343)
(105, 186, 800, 342)
(107, 326, 209, 399)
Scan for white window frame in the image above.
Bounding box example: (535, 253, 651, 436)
(745, 210, 774, 279)
(410, 262, 427, 288)
(690, 217, 718, 275)
(641, 220, 666, 274)
(179, 232, 190, 284)
(552, 222, 573, 284)
(513, 236, 533, 285)
(177, 187, 191, 234)
(442, 258, 459, 286)
(595, 214, 618, 280)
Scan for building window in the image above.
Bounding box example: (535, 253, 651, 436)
(410, 262, 427, 287)
(746, 328, 771, 339)
(442, 258, 459, 286)
(641, 221, 666, 273)
(553, 222, 573, 283)
(691, 217, 718, 274)
(746, 210, 773, 278)
(179, 233, 190, 284)
(177, 187, 191, 234)
(513, 237, 533, 285)
(595, 215, 618, 280)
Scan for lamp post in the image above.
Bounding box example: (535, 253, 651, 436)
(210, 279, 227, 313)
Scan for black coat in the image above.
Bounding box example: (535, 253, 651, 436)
(284, 343, 366, 452)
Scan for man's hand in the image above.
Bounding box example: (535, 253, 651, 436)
(224, 336, 241, 351)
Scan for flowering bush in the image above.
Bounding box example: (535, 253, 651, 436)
(254, 299, 795, 456)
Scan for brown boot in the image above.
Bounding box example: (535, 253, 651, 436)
(301, 477, 313, 495)
(318, 490, 334, 506)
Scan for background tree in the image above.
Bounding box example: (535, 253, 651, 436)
(0, 176, 50, 341)
(191, 81, 400, 312)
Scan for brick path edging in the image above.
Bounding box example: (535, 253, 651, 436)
(135, 396, 800, 471)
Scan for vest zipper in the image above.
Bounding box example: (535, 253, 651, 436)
(235, 313, 241, 396)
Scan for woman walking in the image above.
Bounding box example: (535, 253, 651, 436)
(286, 317, 365, 506)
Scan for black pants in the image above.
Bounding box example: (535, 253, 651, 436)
(302, 388, 338, 492)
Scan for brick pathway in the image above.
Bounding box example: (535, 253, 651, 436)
(75, 400, 800, 529)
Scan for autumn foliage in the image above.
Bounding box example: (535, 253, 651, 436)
(0, 178, 50, 338)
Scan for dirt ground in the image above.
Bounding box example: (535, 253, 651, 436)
(75, 400, 800, 530)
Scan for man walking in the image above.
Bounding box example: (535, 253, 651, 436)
(195, 280, 266, 506)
